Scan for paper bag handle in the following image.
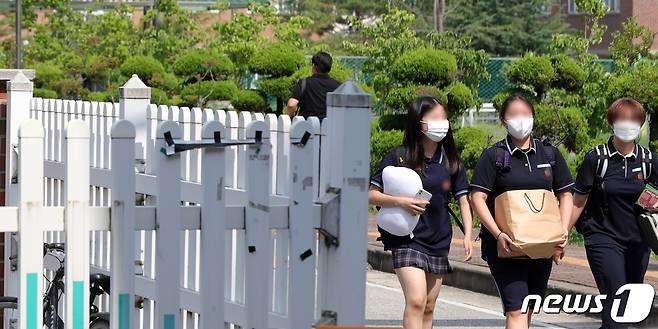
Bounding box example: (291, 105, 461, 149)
(523, 192, 545, 213)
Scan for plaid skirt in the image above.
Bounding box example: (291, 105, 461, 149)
(392, 247, 452, 275)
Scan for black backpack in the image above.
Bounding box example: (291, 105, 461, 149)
(492, 137, 558, 173)
(393, 146, 466, 234)
(586, 143, 653, 216)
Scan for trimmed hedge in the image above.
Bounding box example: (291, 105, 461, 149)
(231, 89, 269, 112)
(120, 56, 165, 81)
(391, 48, 458, 86)
(370, 122, 404, 175)
(181, 80, 238, 106)
(172, 49, 235, 82)
(446, 81, 474, 116)
(33, 88, 58, 99)
(551, 55, 586, 91)
(453, 126, 490, 173)
(505, 54, 554, 95)
(248, 43, 306, 77)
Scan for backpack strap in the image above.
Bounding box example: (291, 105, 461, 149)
(639, 145, 653, 181)
(493, 140, 511, 172)
(594, 144, 609, 180)
(394, 145, 406, 166)
(300, 77, 307, 98)
(540, 138, 557, 167)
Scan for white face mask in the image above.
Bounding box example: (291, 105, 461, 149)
(505, 117, 534, 140)
(613, 120, 641, 142)
(421, 119, 449, 142)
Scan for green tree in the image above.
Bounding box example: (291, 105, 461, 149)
(445, 0, 570, 56)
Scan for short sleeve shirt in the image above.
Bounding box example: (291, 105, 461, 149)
(291, 73, 341, 119)
(573, 137, 658, 246)
(470, 136, 574, 244)
(370, 145, 469, 256)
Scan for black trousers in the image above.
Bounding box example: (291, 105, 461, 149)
(585, 239, 650, 329)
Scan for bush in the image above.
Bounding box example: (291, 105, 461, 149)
(85, 91, 111, 102)
(231, 89, 269, 112)
(453, 126, 491, 173)
(150, 88, 171, 105)
(120, 56, 165, 81)
(534, 104, 589, 153)
(34, 62, 64, 89)
(505, 54, 555, 96)
(378, 113, 407, 131)
(33, 88, 58, 99)
(172, 49, 235, 82)
(181, 80, 238, 106)
(248, 43, 306, 77)
(391, 48, 457, 86)
(256, 76, 296, 100)
(446, 82, 474, 116)
(607, 61, 658, 113)
(370, 127, 404, 174)
(149, 72, 180, 94)
(385, 85, 446, 112)
(550, 55, 586, 91)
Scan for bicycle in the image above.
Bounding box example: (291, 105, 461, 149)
(0, 243, 110, 329)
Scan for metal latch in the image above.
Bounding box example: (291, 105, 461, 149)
(316, 187, 340, 247)
(160, 130, 263, 156)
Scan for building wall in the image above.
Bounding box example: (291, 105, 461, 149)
(633, 0, 658, 52)
(558, 0, 632, 55)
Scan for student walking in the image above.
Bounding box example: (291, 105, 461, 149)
(286, 52, 341, 120)
(470, 94, 574, 329)
(368, 96, 473, 329)
(566, 98, 656, 329)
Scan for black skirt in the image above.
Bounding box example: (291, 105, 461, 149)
(392, 247, 452, 275)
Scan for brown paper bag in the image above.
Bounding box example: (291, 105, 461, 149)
(494, 189, 564, 259)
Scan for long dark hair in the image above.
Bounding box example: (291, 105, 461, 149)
(499, 94, 535, 122)
(402, 96, 463, 175)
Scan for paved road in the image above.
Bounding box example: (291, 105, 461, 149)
(365, 269, 618, 329)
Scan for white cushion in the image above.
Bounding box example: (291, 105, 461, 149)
(375, 166, 423, 236)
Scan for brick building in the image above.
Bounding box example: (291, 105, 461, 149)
(554, 0, 658, 55)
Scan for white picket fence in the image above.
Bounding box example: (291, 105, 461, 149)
(2, 72, 372, 329)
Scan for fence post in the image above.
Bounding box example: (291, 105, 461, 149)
(17, 120, 44, 329)
(199, 121, 226, 329)
(323, 79, 371, 325)
(288, 120, 317, 328)
(155, 121, 181, 329)
(119, 74, 151, 162)
(244, 120, 271, 329)
(64, 120, 91, 329)
(4, 72, 33, 325)
(110, 120, 136, 329)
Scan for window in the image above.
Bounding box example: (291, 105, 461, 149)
(568, 0, 620, 14)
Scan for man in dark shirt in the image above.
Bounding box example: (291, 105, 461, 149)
(286, 52, 341, 119)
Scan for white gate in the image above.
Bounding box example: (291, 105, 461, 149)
(1, 72, 372, 329)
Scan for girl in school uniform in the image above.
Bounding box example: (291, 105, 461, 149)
(470, 94, 574, 329)
(565, 98, 656, 329)
(368, 96, 473, 329)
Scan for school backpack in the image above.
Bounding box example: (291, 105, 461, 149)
(492, 137, 558, 173)
(393, 146, 466, 234)
(588, 143, 658, 253)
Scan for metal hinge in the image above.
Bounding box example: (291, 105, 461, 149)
(316, 187, 340, 247)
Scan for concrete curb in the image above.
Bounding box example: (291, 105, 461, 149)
(367, 244, 658, 327)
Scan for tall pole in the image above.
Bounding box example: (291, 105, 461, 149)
(15, 0, 22, 69)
